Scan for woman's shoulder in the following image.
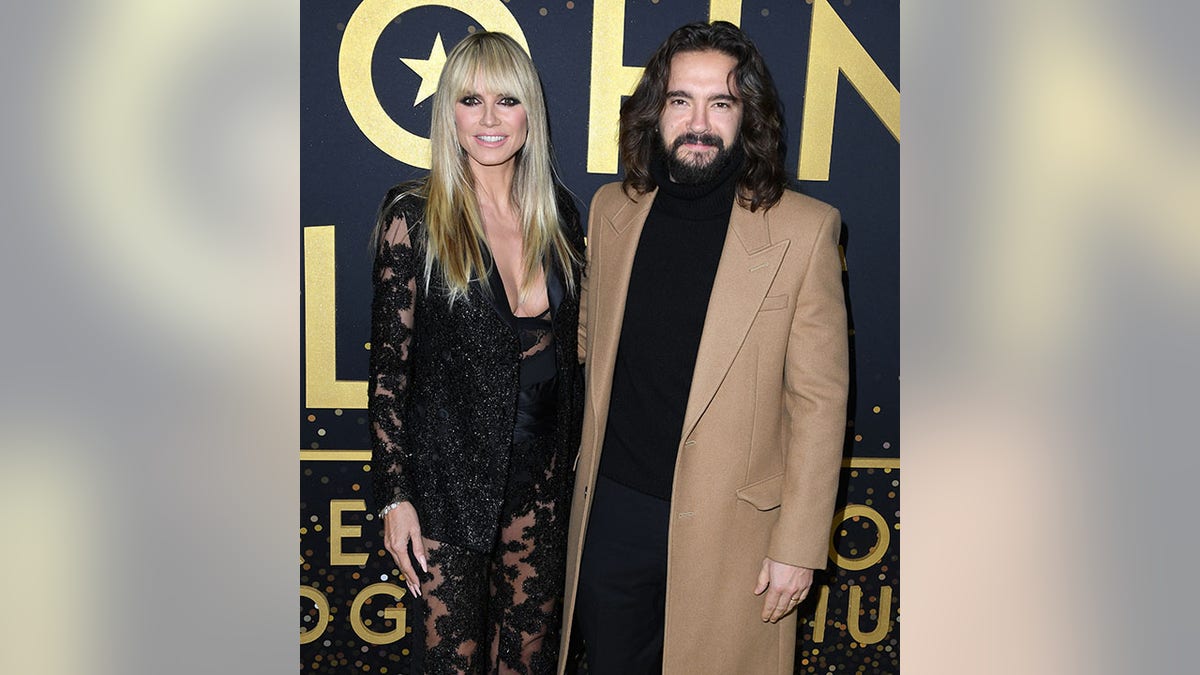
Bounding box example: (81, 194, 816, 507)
(379, 179, 428, 228)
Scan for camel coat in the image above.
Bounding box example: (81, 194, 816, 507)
(558, 182, 849, 674)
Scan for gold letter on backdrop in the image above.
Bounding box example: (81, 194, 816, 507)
(828, 504, 890, 571)
(350, 583, 409, 644)
(586, 0, 645, 174)
(810, 584, 830, 643)
(800, 0, 899, 181)
(340, 0, 529, 168)
(304, 226, 367, 410)
(847, 585, 893, 644)
(330, 499, 370, 566)
(300, 586, 331, 644)
(587, 1, 743, 174)
(708, 0, 742, 25)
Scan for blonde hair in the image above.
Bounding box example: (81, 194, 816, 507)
(414, 31, 577, 303)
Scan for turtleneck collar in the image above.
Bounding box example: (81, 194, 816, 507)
(648, 143, 744, 221)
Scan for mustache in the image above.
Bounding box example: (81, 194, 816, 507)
(671, 133, 725, 151)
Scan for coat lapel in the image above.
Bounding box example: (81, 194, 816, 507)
(482, 263, 515, 326)
(588, 189, 656, 415)
(680, 203, 789, 441)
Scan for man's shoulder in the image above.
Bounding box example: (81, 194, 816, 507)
(768, 188, 838, 224)
(592, 178, 638, 207)
(589, 181, 642, 214)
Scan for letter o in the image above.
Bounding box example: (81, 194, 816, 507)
(339, 0, 530, 167)
(300, 586, 331, 644)
(828, 504, 890, 571)
(350, 582, 408, 645)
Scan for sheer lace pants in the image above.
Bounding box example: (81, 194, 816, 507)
(415, 435, 565, 675)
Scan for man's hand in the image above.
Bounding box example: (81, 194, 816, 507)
(753, 557, 814, 623)
(382, 502, 427, 597)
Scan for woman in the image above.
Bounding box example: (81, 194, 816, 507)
(368, 32, 584, 674)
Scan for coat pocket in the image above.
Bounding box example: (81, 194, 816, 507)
(735, 472, 784, 511)
(758, 294, 789, 312)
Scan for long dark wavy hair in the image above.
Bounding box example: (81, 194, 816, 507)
(620, 21, 788, 212)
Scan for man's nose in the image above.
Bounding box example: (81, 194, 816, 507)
(687, 107, 710, 133)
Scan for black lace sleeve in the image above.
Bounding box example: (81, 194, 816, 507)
(368, 199, 420, 514)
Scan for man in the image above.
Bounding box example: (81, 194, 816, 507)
(558, 21, 849, 675)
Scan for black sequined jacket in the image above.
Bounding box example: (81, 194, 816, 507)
(368, 182, 585, 553)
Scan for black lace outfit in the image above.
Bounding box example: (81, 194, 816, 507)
(368, 183, 584, 674)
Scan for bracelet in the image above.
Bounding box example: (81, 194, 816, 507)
(380, 501, 404, 518)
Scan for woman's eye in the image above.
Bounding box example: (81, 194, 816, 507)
(459, 96, 480, 106)
(499, 97, 521, 106)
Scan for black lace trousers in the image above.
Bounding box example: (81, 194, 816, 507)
(413, 432, 566, 674)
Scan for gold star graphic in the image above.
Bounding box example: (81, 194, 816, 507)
(400, 33, 447, 106)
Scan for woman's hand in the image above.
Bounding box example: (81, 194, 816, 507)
(382, 502, 428, 597)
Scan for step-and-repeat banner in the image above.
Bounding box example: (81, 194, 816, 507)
(301, 1, 898, 672)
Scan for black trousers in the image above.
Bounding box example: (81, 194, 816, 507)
(575, 474, 671, 675)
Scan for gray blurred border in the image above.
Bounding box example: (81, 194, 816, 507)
(1, 2, 298, 673)
(904, 1, 1199, 672)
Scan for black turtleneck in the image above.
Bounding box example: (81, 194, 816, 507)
(598, 147, 743, 500)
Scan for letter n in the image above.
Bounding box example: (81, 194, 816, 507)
(800, 0, 899, 181)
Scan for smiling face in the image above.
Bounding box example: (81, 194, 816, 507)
(658, 50, 743, 183)
(454, 79, 528, 173)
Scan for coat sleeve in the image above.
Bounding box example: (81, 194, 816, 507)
(368, 197, 420, 515)
(768, 205, 849, 569)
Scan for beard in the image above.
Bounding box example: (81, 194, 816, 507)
(663, 132, 735, 184)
